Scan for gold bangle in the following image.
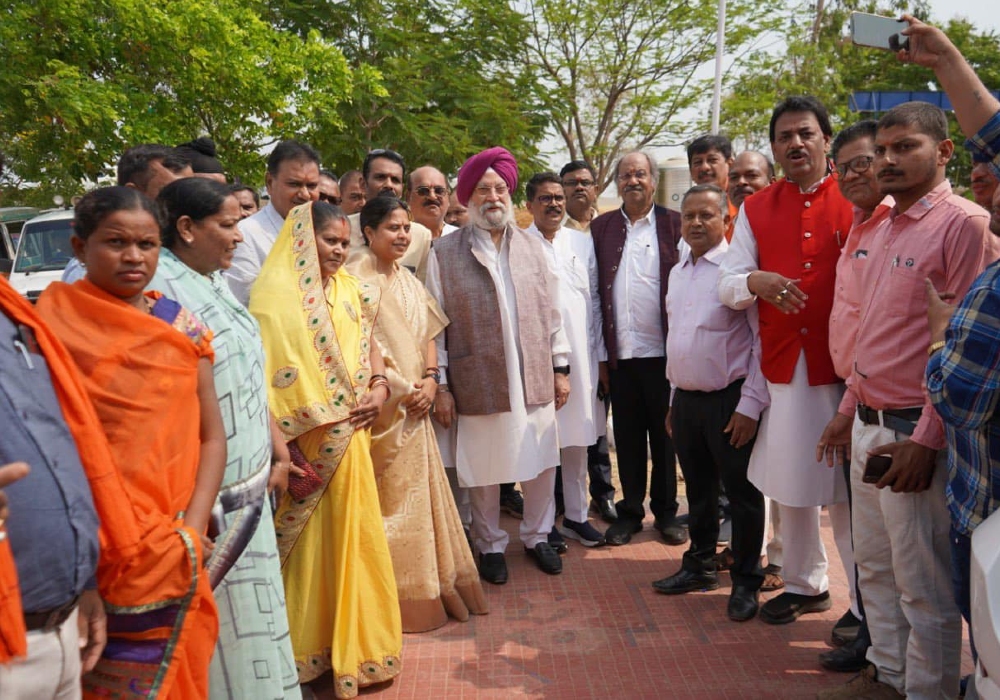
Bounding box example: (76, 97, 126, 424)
(928, 340, 947, 356)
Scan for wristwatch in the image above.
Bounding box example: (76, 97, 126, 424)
(553, 365, 570, 376)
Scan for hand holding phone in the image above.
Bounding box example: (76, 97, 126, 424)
(863, 454, 893, 484)
(850, 12, 910, 51)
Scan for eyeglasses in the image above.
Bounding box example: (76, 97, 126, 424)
(616, 170, 649, 182)
(415, 185, 448, 198)
(535, 194, 566, 205)
(318, 192, 342, 205)
(563, 178, 595, 188)
(475, 183, 509, 196)
(367, 148, 403, 161)
(835, 155, 874, 178)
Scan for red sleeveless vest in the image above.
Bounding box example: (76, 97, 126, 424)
(743, 177, 853, 386)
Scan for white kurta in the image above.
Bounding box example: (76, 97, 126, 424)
(526, 224, 606, 447)
(426, 229, 566, 489)
(719, 201, 848, 507)
(225, 203, 284, 307)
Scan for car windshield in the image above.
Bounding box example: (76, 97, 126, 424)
(14, 220, 74, 273)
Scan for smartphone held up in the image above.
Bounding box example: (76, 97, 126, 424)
(850, 12, 910, 51)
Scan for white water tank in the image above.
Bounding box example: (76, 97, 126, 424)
(656, 157, 692, 213)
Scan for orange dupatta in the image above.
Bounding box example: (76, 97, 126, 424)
(35, 279, 218, 699)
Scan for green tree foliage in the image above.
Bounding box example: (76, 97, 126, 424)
(523, 0, 785, 189)
(720, 0, 1000, 186)
(267, 0, 548, 184)
(0, 0, 352, 202)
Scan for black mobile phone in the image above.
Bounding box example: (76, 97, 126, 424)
(863, 454, 893, 483)
(850, 12, 910, 51)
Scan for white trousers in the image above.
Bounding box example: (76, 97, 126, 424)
(470, 467, 557, 553)
(445, 466, 471, 528)
(851, 417, 961, 699)
(762, 496, 783, 566)
(0, 608, 81, 700)
(559, 445, 588, 522)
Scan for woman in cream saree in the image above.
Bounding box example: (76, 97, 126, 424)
(348, 196, 487, 633)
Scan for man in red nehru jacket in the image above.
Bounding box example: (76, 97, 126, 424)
(718, 96, 857, 633)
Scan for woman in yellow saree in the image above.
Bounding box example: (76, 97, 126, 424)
(249, 201, 402, 699)
(347, 196, 487, 632)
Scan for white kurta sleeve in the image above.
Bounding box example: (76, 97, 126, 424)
(225, 220, 260, 307)
(718, 206, 760, 311)
(425, 249, 449, 373)
(543, 245, 571, 368)
(586, 243, 607, 363)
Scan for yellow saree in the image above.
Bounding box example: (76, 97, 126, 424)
(249, 204, 402, 698)
(348, 250, 488, 632)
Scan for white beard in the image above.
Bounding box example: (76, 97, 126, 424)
(471, 200, 513, 231)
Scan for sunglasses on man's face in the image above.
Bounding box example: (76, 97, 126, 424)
(415, 186, 448, 198)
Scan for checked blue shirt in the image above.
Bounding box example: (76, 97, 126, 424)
(927, 259, 1000, 536)
(966, 109, 1000, 179)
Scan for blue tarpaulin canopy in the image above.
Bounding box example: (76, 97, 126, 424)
(850, 90, 1000, 112)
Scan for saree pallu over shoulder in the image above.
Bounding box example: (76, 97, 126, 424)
(250, 204, 380, 567)
(36, 280, 219, 699)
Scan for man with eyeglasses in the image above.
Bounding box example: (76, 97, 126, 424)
(560, 160, 617, 524)
(347, 149, 433, 281)
(318, 169, 342, 206)
(719, 96, 855, 628)
(525, 172, 608, 549)
(226, 139, 321, 306)
(819, 119, 893, 675)
(427, 147, 570, 584)
(561, 161, 600, 234)
(407, 166, 451, 239)
(591, 151, 687, 548)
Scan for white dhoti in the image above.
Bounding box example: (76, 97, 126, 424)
(750, 351, 853, 597)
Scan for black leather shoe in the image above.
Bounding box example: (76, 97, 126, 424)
(590, 497, 619, 523)
(818, 634, 870, 673)
(727, 585, 759, 622)
(654, 517, 689, 546)
(478, 552, 508, 585)
(651, 569, 719, 595)
(525, 542, 563, 575)
(759, 591, 831, 625)
(605, 519, 642, 546)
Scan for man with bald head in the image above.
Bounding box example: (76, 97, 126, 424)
(728, 151, 775, 211)
(407, 166, 451, 238)
(591, 151, 686, 547)
(426, 147, 570, 584)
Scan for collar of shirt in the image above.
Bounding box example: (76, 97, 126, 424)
(852, 196, 895, 229)
(621, 204, 656, 232)
(678, 237, 728, 268)
(889, 180, 953, 223)
(789, 173, 830, 195)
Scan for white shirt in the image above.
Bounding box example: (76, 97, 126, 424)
(225, 203, 284, 307)
(527, 223, 607, 447)
(612, 205, 663, 359)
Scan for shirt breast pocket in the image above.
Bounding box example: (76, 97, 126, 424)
(884, 264, 926, 318)
(564, 257, 590, 292)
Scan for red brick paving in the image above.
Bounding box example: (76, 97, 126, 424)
(311, 506, 972, 699)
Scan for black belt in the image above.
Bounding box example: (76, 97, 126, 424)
(24, 595, 79, 632)
(857, 404, 921, 436)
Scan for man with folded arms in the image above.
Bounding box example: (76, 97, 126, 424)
(427, 147, 571, 584)
(817, 101, 996, 699)
(652, 185, 767, 623)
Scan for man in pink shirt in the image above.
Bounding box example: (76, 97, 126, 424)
(817, 102, 997, 699)
(820, 119, 894, 675)
(653, 185, 768, 623)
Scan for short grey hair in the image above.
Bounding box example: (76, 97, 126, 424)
(616, 150, 660, 188)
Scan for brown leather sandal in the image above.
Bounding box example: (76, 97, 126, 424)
(761, 564, 785, 592)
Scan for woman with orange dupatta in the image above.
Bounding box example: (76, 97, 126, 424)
(36, 186, 226, 699)
(249, 201, 402, 699)
(347, 196, 487, 632)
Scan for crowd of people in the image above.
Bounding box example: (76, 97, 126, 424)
(1, 14, 999, 700)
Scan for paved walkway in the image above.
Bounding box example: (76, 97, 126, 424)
(309, 489, 972, 698)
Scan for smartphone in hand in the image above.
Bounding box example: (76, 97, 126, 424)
(850, 12, 909, 51)
(863, 454, 893, 484)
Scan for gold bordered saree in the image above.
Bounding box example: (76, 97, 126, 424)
(347, 249, 488, 632)
(249, 204, 402, 698)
